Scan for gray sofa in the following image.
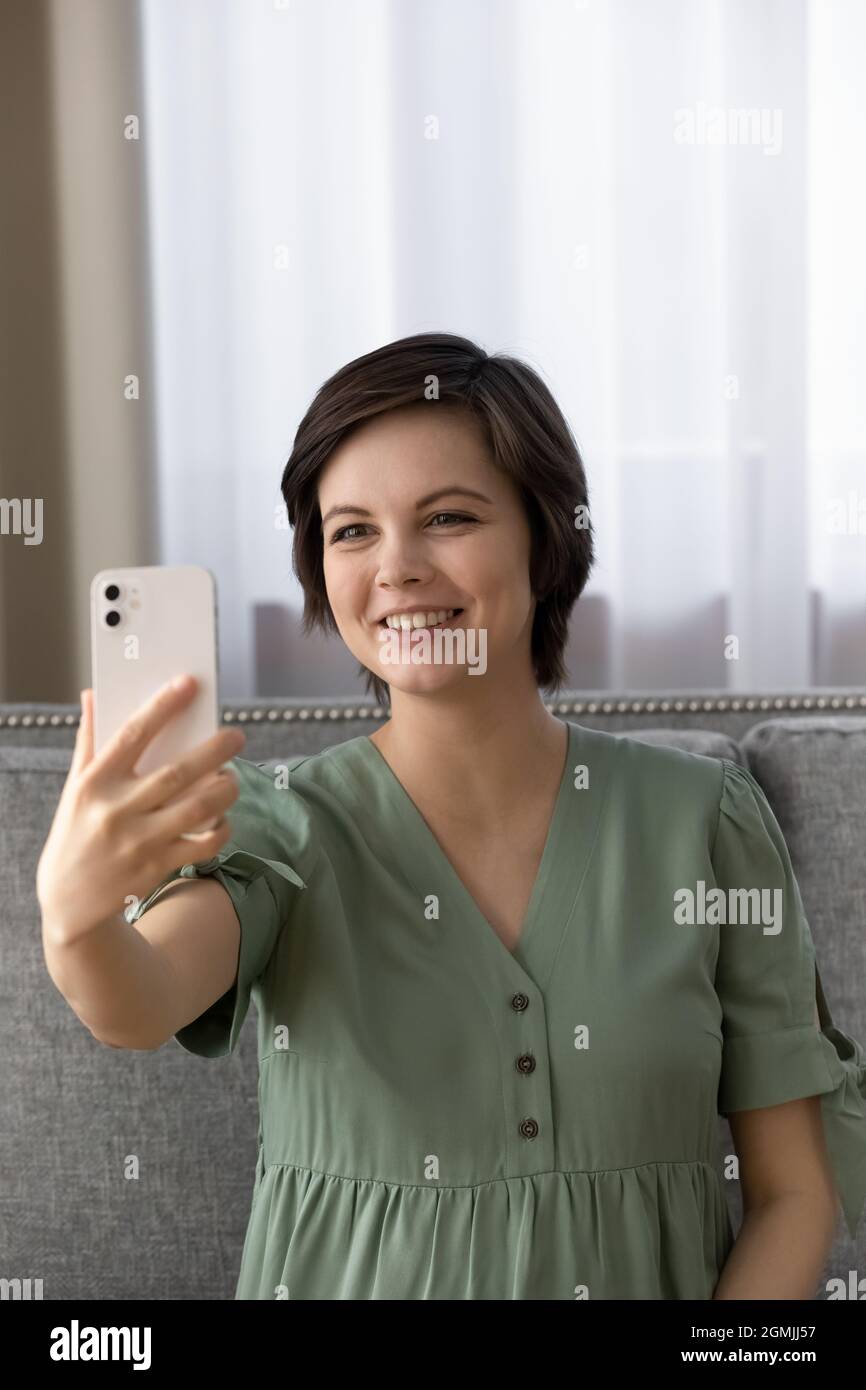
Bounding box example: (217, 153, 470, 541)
(2, 687, 865, 1300)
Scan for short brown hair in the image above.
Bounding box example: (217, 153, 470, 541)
(281, 331, 594, 707)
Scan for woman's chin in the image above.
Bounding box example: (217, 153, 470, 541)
(373, 661, 472, 694)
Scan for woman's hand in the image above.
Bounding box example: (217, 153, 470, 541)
(36, 676, 246, 944)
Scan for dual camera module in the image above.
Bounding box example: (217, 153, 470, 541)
(99, 581, 132, 629)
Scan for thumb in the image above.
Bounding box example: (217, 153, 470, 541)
(69, 689, 94, 776)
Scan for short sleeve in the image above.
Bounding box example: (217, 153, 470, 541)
(126, 756, 316, 1059)
(712, 758, 866, 1240)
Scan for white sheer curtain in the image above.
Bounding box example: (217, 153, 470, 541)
(140, 0, 866, 699)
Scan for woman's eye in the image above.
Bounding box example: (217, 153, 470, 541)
(330, 513, 475, 543)
(429, 511, 474, 527)
(331, 524, 367, 542)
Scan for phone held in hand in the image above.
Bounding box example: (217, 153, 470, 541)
(90, 565, 222, 837)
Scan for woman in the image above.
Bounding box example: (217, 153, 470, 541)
(41, 332, 866, 1299)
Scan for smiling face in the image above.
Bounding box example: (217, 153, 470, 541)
(318, 402, 538, 701)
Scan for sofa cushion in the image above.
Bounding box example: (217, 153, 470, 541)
(741, 718, 866, 1034)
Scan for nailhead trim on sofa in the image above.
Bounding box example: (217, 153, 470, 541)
(2, 690, 865, 730)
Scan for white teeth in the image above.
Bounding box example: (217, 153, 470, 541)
(384, 608, 460, 629)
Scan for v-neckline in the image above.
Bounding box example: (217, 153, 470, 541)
(355, 719, 579, 970)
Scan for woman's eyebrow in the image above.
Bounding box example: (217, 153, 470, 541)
(321, 486, 493, 529)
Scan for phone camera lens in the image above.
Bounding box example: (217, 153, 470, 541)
(105, 610, 121, 627)
(104, 583, 120, 600)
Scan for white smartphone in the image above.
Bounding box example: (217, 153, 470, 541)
(90, 565, 223, 836)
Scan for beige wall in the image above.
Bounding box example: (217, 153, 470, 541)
(0, 0, 156, 701)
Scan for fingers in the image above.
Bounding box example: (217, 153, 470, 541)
(151, 764, 242, 844)
(89, 675, 199, 781)
(163, 815, 235, 866)
(124, 726, 247, 813)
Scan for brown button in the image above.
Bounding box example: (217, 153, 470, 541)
(510, 992, 529, 1012)
(519, 1117, 539, 1139)
(516, 1053, 536, 1075)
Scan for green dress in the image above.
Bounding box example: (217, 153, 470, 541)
(129, 720, 866, 1299)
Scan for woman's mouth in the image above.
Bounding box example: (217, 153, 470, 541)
(377, 607, 465, 632)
